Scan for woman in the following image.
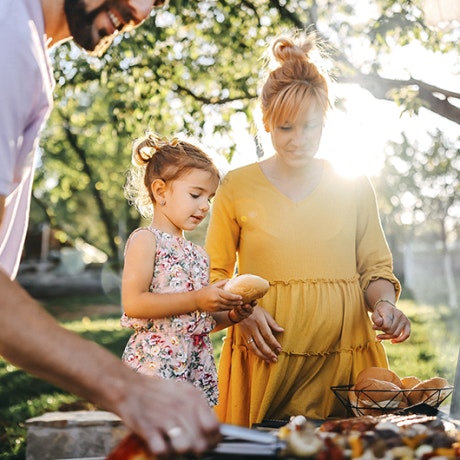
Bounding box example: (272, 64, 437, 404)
(205, 32, 411, 427)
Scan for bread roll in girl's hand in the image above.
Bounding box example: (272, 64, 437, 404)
(224, 274, 270, 304)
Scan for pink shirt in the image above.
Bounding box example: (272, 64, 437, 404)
(0, 0, 54, 278)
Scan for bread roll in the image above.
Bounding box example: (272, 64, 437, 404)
(401, 376, 421, 389)
(348, 385, 361, 416)
(407, 376, 450, 405)
(351, 378, 407, 415)
(224, 274, 270, 303)
(355, 367, 403, 389)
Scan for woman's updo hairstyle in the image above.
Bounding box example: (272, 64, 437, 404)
(260, 31, 331, 132)
(125, 131, 220, 217)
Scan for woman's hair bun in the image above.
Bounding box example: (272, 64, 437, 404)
(272, 35, 315, 66)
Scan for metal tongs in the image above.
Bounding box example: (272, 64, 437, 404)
(220, 423, 281, 444)
(400, 402, 460, 428)
(212, 423, 286, 456)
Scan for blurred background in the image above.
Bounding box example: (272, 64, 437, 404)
(2, 0, 459, 457)
(19, 0, 459, 309)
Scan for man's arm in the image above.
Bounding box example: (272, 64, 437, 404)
(0, 270, 220, 456)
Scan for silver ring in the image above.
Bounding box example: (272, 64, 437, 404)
(167, 427, 183, 439)
(247, 338, 254, 344)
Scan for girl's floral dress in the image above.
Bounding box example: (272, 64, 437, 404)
(121, 227, 218, 406)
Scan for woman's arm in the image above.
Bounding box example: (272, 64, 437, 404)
(354, 178, 410, 343)
(355, 177, 402, 298)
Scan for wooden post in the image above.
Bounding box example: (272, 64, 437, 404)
(451, 348, 460, 419)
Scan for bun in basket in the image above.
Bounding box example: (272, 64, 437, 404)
(351, 378, 407, 415)
(343, 367, 452, 416)
(400, 376, 421, 389)
(407, 376, 450, 405)
(224, 274, 270, 303)
(355, 367, 403, 389)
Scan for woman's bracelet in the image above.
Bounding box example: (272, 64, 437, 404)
(228, 309, 240, 324)
(374, 298, 398, 310)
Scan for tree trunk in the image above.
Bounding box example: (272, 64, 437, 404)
(441, 218, 458, 309)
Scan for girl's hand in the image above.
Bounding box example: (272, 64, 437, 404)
(371, 302, 411, 343)
(238, 305, 284, 363)
(195, 280, 243, 313)
(228, 301, 256, 323)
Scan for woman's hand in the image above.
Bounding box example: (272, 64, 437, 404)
(371, 301, 411, 343)
(238, 305, 284, 363)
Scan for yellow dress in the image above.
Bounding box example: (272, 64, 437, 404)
(205, 160, 401, 427)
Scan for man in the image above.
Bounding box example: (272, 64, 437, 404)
(0, 0, 220, 456)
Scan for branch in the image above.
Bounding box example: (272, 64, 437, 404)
(337, 72, 460, 124)
(174, 83, 256, 105)
(268, 0, 306, 28)
(59, 113, 119, 260)
(262, 1, 459, 125)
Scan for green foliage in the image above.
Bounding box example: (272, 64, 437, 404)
(31, 0, 459, 262)
(383, 301, 459, 388)
(375, 130, 460, 242)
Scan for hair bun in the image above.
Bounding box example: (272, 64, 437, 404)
(132, 146, 154, 166)
(131, 132, 181, 167)
(272, 35, 315, 65)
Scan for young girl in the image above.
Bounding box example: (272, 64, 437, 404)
(121, 132, 252, 406)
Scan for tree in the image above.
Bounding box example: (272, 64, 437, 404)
(32, 0, 459, 264)
(375, 130, 460, 308)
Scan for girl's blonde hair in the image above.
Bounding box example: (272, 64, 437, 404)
(125, 132, 220, 217)
(260, 31, 332, 132)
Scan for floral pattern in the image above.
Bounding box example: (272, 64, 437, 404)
(121, 227, 218, 406)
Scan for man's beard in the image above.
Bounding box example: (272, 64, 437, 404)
(63, 0, 130, 56)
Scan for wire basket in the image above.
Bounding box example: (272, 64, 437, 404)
(331, 384, 454, 417)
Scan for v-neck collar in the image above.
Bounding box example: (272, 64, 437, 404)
(254, 159, 326, 204)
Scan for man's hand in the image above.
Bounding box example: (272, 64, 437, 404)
(115, 374, 221, 457)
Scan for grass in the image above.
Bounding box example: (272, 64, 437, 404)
(382, 300, 459, 383)
(0, 295, 458, 459)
